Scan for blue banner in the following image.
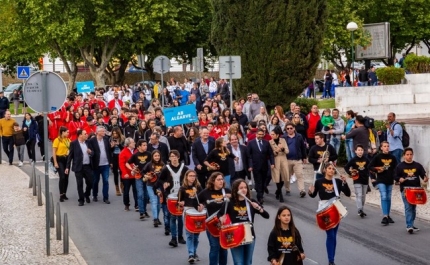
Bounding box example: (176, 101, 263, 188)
(164, 104, 198, 127)
(76, 81, 95, 93)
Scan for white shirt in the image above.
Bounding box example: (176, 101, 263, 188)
(185, 82, 193, 92)
(231, 145, 243, 171)
(79, 140, 90, 165)
(332, 73, 339, 85)
(97, 138, 109, 166)
(209, 81, 218, 93)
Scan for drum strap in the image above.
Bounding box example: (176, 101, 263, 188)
(332, 178, 340, 197)
(245, 200, 252, 223)
(166, 163, 185, 194)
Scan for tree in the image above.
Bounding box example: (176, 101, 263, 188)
(211, 0, 328, 106)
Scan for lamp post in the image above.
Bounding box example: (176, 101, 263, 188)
(347, 22, 358, 86)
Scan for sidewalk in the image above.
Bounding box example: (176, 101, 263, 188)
(0, 162, 87, 265)
(301, 163, 430, 222)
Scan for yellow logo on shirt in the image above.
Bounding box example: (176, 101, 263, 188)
(404, 168, 416, 177)
(185, 188, 197, 198)
(138, 156, 148, 163)
(233, 206, 247, 216)
(381, 159, 392, 170)
(317, 151, 324, 157)
(322, 183, 333, 191)
(356, 161, 366, 170)
(277, 236, 293, 249)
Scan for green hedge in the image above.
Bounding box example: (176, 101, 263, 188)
(375, 67, 405, 85)
(404, 54, 430, 73)
(293, 98, 319, 113)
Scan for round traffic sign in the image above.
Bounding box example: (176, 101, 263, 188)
(24, 71, 67, 113)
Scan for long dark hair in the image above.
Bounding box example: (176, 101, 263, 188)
(151, 150, 165, 167)
(273, 205, 301, 244)
(231, 179, 251, 206)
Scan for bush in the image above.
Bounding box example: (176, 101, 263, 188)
(292, 98, 319, 113)
(375, 67, 405, 85)
(404, 54, 430, 73)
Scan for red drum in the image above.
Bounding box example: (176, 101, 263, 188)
(206, 211, 231, 237)
(219, 222, 253, 249)
(316, 197, 347, 230)
(167, 194, 183, 216)
(184, 208, 207, 233)
(405, 187, 427, 205)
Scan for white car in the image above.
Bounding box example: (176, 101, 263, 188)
(3, 83, 23, 101)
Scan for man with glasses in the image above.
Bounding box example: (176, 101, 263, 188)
(283, 124, 308, 197)
(247, 129, 274, 204)
(242, 93, 253, 120)
(148, 132, 169, 163)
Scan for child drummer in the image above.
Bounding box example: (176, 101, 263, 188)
(178, 170, 203, 263)
(395, 148, 428, 234)
(308, 163, 350, 265)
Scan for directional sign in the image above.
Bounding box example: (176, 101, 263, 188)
(17, 66, 31, 79)
(24, 71, 67, 113)
(153, 55, 170, 74)
(76, 81, 95, 93)
(219, 56, 242, 79)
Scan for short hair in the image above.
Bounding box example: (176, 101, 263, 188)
(249, 121, 257, 129)
(173, 126, 182, 133)
(169, 149, 180, 158)
(150, 132, 160, 139)
(137, 139, 147, 147)
(355, 144, 364, 150)
(257, 128, 265, 134)
(314, 132, 324, 140)
(403, 147, 413, 155)
(96, 126, 106, 133)
(124, 137, 133, 147)
(77, 129, 85, 136)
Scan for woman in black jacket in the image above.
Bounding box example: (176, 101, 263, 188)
(22, 113, 38, 163)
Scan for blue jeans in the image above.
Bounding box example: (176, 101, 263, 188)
(170, 215, 183, 238)
(224, 175, 231, 190)
(330, 137, 341, 155)
(325, 224, 339, 263)
(345, 139, 355, 162)
(146, 185, 160, 220)
(323, 82, 332, 98)
(93, 165, 110, 199)
(230, 240, 255, 265)
(390, 149, 403, 164)
(185, 229, 200, 256)
(161, 204, 170, 231)
(401, 191, 416, 228)
(330, 84, 338, 97)
(206, 230, 227, 265)
(359, 81, 368, 86)
(135, 179, 148, 214)
(377, 183, 393, 216)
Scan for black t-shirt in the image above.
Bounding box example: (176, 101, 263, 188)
(179, 185, 203, 208)
(344, 155, 370, 185)
(308, 144, 337, 170)
(395, 161, 426, 192)
(198, 188, 231, 216)
(368, 152, 398, 185)
(127, 151, 151, 171)
(267, 228, 304, 265)
(309, 178, 351, 200)
(205, 149, 235, 176)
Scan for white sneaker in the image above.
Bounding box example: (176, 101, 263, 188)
(18, 162, 23, 167)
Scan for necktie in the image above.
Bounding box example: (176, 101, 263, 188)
(258, 140, 262, 151)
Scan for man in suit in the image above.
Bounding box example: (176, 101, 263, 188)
(148, 132, 169, 164)
(88, 126, 112, 204)
(65, 129, 93, 206)
(227, 134, 251, 184)
(247, 129, 274, 204)
(192, 127, 215, 187)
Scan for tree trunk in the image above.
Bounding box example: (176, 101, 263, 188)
(68, 66, 78, 94)
(115, 59, 129, 84)
(90, 67, 106, 88)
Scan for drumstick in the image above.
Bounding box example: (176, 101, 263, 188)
(193, 187, 200, 205)
(279, 253, 285, 265)
(237, 191, 254, 204)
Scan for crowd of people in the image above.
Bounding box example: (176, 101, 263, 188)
(0, 76, 427, 265)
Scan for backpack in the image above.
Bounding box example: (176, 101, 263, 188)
(393, 123, 409, 147)
(363, 116, 375, 129)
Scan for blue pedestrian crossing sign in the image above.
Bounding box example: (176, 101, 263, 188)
(17, 66, 31, 79)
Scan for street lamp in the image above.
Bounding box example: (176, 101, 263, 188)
(347, 22, 358, 86)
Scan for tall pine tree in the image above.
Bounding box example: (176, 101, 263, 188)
(211, 0, 328, 107)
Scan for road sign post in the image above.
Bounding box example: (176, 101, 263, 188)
(153, 55, 170, 109)
(24, 71, 67, 256)
(219, 56, 242, 111)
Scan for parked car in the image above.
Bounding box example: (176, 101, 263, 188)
(127, 66, 147, 73)
(3, 83, 23, 101)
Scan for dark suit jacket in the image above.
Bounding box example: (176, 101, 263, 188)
(191, 137, 215, 175)
(148, 142, 169, 164)
(66, 140, 92, 172)
(247, 139, 274, 170)
(227, 144, 251, 179)
(88, 136, 112, 169)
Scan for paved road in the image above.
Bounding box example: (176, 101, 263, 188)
(6, 116, 430, 265)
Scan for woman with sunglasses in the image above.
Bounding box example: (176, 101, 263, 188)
(308, 163, 350, 265)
